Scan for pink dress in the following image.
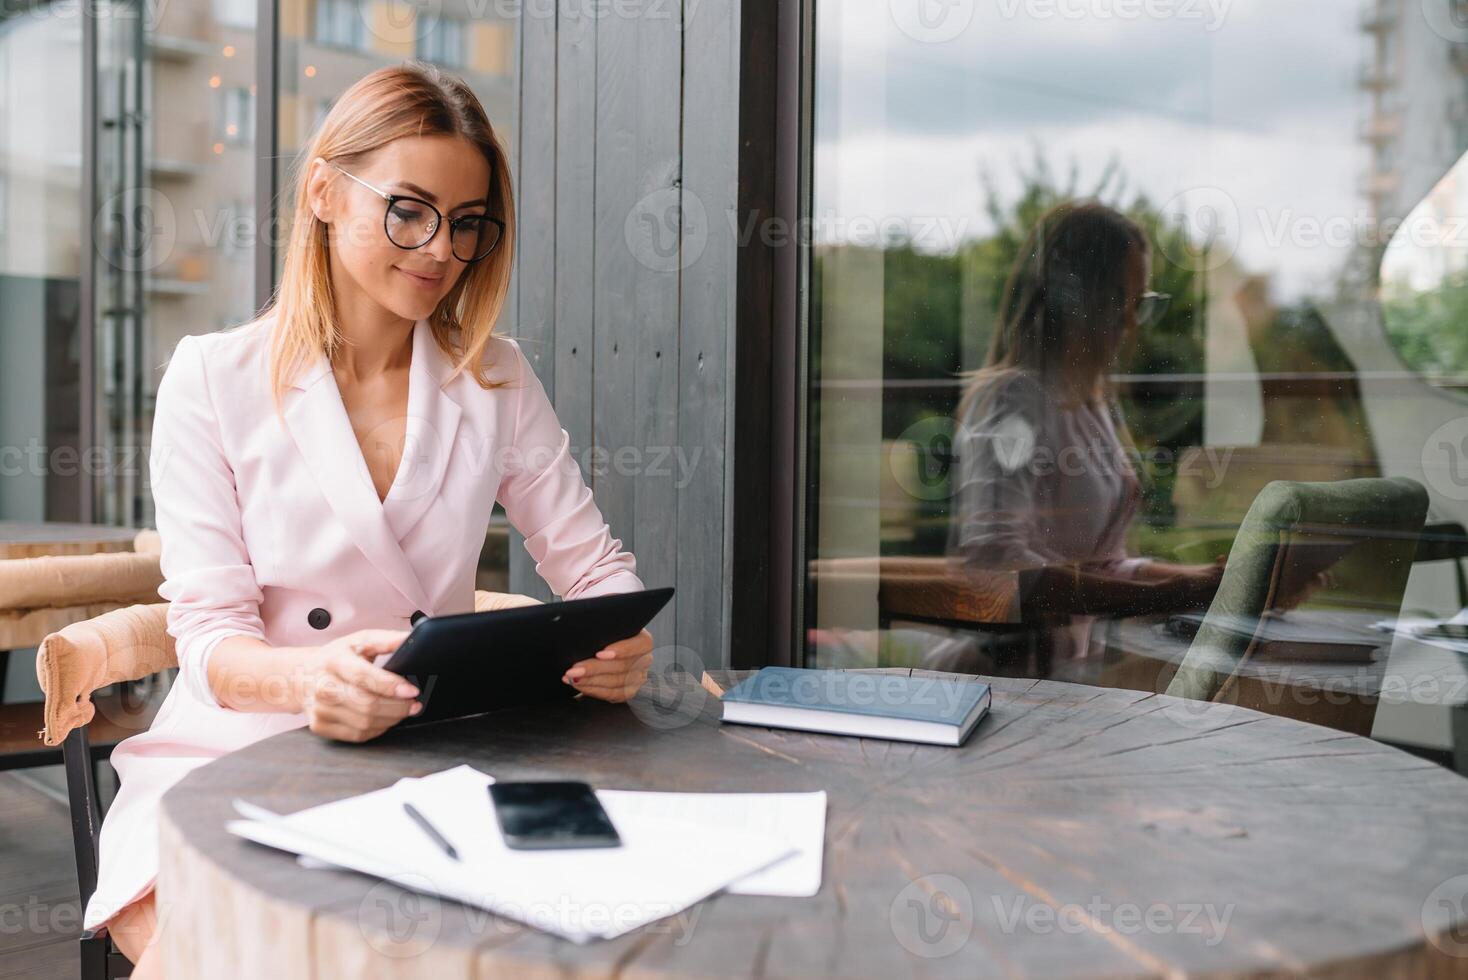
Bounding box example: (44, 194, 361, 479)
(83, 315, 644, 932)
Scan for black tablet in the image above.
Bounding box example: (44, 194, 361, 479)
(382, 586, 674, 726)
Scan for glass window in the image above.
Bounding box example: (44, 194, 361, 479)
(417, 13, 465, 69)
(217, 86, 255, 144)
(213, 0, 257, 30)
(0, 2, 83, 521)
(313, 0, 365, 51)
(804, 0, 1468, 754)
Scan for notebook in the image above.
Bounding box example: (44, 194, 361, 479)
(720, 667, 991, 746)
(1166, 610, 1383, 663)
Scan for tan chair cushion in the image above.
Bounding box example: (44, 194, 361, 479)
(36, 603, 174, 746)
(133, 529, 162, 554)
(0, 552, 163, 612)
(35, 590, 542, 746)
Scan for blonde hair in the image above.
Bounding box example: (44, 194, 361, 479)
(264, 61, 516, 405)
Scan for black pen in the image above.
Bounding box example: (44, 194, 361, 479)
(403, 801, 460, 861)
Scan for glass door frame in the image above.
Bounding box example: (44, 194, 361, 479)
(77, 0, 281, 521)
(728, 0, 813, 669)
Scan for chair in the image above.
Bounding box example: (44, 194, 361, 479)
(1165, 477, 1429, 733)
(0, 543, 165, 779)
(35, 589, 542, 980)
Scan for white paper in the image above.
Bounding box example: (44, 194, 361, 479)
(596, 790, 827, 897)
(227, 765, 798, 943)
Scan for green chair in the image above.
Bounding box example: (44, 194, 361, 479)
(1166, 478, 1429, 726)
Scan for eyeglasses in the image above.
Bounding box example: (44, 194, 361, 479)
(329, 163, 505, 263)
(1136, 291, 1171, 329)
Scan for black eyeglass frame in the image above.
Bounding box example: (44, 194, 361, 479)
(329, 162, 505, 264)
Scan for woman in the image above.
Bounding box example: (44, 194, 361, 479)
(84, 63, 654, 977)
(939, 200, 1223, 680)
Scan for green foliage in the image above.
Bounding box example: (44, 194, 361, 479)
(1381, 268, 1468, 376)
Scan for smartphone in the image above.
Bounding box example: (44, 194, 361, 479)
(488, 781, 622, 850)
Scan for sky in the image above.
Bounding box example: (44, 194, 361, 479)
(812, 0, 1396, 301)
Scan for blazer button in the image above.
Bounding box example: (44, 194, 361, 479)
(307, 607, 332, 630)
(410, 610, 427, 627)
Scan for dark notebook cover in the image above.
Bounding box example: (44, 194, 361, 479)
(722, 667, 990, 727)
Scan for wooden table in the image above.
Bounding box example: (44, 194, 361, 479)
(158, 670, 1468, 978)
(0, 521, 139, 560)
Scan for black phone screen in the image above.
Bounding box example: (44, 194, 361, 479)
(488, 781, 622, 850)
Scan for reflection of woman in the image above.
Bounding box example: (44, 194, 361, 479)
(86, 65, 652, 977)
(943, 201, 1221, 680)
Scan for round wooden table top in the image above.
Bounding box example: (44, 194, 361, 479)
(0, 520, 139, 559)
(158, 670, 1468, 978)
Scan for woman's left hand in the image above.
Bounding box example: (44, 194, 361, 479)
(562, 629, 654, 703)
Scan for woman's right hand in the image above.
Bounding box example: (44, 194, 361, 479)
(295, 629, 420, 743)
(1168, 559, 1226, 609)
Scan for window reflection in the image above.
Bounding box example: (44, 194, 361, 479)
(805, 0, 1468, 757)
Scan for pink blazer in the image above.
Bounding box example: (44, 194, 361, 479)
(84, 315, 643, 931)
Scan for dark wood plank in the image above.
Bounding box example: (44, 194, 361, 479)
(159, 671, 1468, 977)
